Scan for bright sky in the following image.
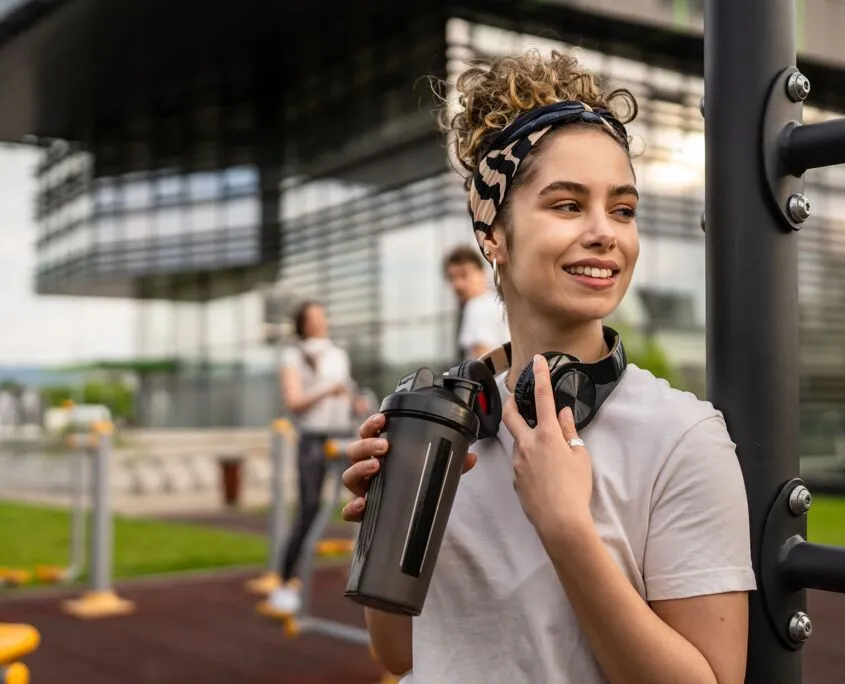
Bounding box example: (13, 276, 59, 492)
(0, 144, 137, 367)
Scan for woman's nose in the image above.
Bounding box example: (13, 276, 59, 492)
(581, 212, 617, 250)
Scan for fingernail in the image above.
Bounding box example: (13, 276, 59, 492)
(374, 438, 388, 453)
(352, 497, 365, 510)
(533, 354, 543, 368)
(367, 459, 380, 472)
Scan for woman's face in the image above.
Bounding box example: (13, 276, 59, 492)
(497, 128, 640, 324)
(302, 304, 329, 339)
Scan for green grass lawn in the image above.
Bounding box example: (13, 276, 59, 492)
(1, 494, 844, 585)
(807, 494, 845, 546)
(0, 499, 268, 581)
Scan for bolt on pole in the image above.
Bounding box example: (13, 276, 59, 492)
(704, 0, 802, 682)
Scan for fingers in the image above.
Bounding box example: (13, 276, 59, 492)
(557, 406, 581, 446)
(342, 496, 366, 522)
(502, 395, 530, 444)
(357, 412, 385, 440)
(346, 436, 389, 465)
(463, 451, 478, 474)
(531, 354, 558, 428)
(341, 457, 381, 497)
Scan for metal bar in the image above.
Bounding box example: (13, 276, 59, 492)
(90, 427, 111, 593)
(268, 427, 282, 573)
(703, 1, 803, 683)
(781, 118, 845, 175)
(268, 420, 293, 574)
(782, 540, 845, 594)
(69, 447, 87, 581)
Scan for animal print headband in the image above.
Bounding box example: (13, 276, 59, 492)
(468, 100, 629, 250)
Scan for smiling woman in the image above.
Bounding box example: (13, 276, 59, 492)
(341, 49, 756, 684)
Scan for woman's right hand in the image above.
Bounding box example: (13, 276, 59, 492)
(341, 412, 478, 522)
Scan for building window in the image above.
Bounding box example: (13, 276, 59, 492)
(224, 196, 260, 229)
(156, 171, 183, 203)
(94, 178, 118, 211)
(123, 174, 153, 210)
(155, 206, 183, 237)
(188, 172, 221, 202)
(224, 165, 259, 195)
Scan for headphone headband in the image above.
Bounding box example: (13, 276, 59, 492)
(478, 326, 627, 381)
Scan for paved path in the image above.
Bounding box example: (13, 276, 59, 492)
(1, 557, 842, 682)
(0, 567, 383, 684)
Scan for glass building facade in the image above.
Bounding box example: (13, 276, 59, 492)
(29, 14, 845, 453)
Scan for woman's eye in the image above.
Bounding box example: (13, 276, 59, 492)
(614, 207, 638, 218)
(553, 202, 580, 213)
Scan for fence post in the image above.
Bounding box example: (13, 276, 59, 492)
(245, 418, 297, 595)
(61, 421, 136, 619)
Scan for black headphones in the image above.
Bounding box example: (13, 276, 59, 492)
(446, 326, 628, 440)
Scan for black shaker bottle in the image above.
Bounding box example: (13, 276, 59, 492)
(344, 366, 481, 616)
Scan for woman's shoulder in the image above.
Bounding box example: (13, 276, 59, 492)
(614, 364, 726, 439)
(609, 366, 739, 488)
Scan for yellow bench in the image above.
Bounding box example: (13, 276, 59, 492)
(0, 624, 39, 684)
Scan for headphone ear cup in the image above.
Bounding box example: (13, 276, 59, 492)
(512, 362, 537, 428)
(454, 360, 501, 440)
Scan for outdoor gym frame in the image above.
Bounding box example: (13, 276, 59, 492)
(704, 1, 845, 682)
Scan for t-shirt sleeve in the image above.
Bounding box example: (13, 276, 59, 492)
(643, 413, 757, 601)
(279, 346, 301, 370)
(458, 296, 508, 351)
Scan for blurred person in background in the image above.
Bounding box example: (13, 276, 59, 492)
(267, 300, 370, 615)
(442, 245, 510, 360)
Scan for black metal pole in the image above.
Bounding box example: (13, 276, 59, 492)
(703, 1, 803, 683)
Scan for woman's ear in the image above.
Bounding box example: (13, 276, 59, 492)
(482, 226, 508, 266)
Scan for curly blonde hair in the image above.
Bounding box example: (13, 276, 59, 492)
(436, 49, 638, 192)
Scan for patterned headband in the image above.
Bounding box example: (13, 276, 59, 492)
(468, 100, 629, 250)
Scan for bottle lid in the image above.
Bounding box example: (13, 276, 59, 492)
(379, 386, 480, 440)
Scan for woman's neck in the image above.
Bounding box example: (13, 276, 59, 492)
(504, 314, 608, 393)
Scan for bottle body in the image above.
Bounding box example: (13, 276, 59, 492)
(345, 409, 474, 616)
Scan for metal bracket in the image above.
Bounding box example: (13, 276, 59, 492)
(760, 477, 809, 650)
(762, 66, 806, 231)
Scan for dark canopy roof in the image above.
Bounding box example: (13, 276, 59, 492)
(1, 0, 844, 145)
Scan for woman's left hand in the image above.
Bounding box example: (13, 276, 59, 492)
(502, 354, 594, 542)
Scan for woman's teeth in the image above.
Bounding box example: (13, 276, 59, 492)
(563, 266, 614, 279)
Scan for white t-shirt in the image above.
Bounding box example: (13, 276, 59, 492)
(458, 290, 510, 357)
(411, 365, 756, 683)
(280, 337, 354, 433)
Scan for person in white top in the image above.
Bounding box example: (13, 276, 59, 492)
(340, 49, 756, 684)
(442, 245, 510, 359)
(267, 300, 368, 616)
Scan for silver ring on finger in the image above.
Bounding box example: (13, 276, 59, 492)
(567, 438, 586, 449)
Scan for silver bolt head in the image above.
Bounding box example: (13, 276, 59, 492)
(788, 485, 813, 515)
(787, 194, 811, 223)
(700, 213, 706, 232)
(699, 96, 705, 117)
(789, 612, 813, 642)
(787, 72, 811, 102)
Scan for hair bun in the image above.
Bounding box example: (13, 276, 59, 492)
(434, 49, 638, 190)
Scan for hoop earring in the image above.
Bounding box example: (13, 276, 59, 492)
(492, 258, 501, 290)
